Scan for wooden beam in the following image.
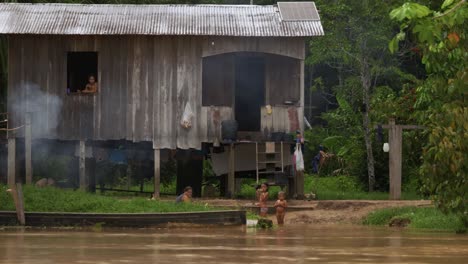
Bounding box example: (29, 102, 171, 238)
(7, 138, 16, 188)
(227, 143, 235, 198)
(79, 140, 86, 191)
(399, 125, 425, 130)
(25, 113, 32, 185)
(389, 119, 402, 200)
(374, 124, 425, 130)
(153, 148, 161, 199)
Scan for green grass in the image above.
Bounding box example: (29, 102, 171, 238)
(363, 206, 466, 232)
(304, 174, 421, 200)
(237, 174, 422, 200)
(0, 185, 218, 213)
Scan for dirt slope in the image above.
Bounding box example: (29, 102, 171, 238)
(195, 198, 432, 225)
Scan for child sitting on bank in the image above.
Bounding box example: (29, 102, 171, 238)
(258, 183, 269, 217)
(274, 191, 287, 225)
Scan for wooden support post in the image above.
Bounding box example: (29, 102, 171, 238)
(79, 140, 86, 191)
(8, 183, 26, 225)
(7, 137, 16, 188)
(227, 143, 235, 198)
(87, 157, 96, 193)
(389, 119, 402, 200)
(25, 113, 32, 185)
(255, 142, 259, 184)
(15, 183, 25, 225)
(375, 120, 423, 200)
(296, 171, 305, 200)
(153, 149, 161, 199)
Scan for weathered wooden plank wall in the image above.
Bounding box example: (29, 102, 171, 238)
(7, 35, 305, 149)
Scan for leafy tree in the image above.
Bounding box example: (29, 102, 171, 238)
(308, 0, 416, 191)
(390, 0, 467, 226)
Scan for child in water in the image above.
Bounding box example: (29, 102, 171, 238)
(274, 191, 287, 225)
(258, 183, 269, 217)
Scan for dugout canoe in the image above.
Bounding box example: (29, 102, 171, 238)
(0, 210, 246, 227)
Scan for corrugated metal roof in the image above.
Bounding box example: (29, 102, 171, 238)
(0, 3, 324, 37)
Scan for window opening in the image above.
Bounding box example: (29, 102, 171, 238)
(67, 52, 98, 94)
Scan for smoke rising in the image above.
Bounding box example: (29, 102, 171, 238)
(11, 82, 62, 137)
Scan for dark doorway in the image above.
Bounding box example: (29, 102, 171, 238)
(235, 54, 265, 131)
(176, 150, 203, 198)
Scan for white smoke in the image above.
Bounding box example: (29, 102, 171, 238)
(11, 83, 62, 137)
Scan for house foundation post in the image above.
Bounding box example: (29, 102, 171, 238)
(153, 148, 161, 199)
(7, 137, 16, 188)
(227, 144, 235, 198)
(79, 140, 87, 191)
(25, 112, 32, 184)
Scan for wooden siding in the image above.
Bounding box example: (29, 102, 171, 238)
(201, 37, 305, 59)
(7, 35, 304, 149)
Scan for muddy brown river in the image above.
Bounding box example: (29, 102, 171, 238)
(0, 225, 467, 263)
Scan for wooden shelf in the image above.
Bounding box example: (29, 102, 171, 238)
(258, 171, 283, 175)
(257, 160, 281, 164)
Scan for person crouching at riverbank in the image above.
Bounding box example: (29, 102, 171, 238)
(274, 191, 287, 225)
(176, 186, 193, 203)
(258, 183, 269, 217)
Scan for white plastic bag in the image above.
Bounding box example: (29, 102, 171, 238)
(295, 145, 305, 172)
(181, 102, 194, 129)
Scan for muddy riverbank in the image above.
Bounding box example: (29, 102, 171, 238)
(192, 198, 432, 224)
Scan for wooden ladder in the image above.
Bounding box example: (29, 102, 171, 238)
(255, 141, 284, 184)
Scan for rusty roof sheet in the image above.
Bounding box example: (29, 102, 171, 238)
(0, 3, 324, 37)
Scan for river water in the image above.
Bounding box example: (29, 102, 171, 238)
(0, 225, 467, 263)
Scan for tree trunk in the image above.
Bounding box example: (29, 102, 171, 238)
(360, 58, 376, 192)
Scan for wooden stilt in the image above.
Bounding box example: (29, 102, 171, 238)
(126, 163, 132, 190)
(227, 144, 235, 198)
(15, 183, 25, 225)
(8, 183, 25, 225)
(296, 170, 304, 200)
(25, 113, 32, 185)
(153, 148, 161, 199)
(79, 140, 86, 191)
(7, 137, 16, 188)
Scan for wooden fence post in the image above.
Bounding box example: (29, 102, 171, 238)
(25, 112, 32, 185)
(153, 148, 161, 199)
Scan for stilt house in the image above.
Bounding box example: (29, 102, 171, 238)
(0, 2, 323, 198)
